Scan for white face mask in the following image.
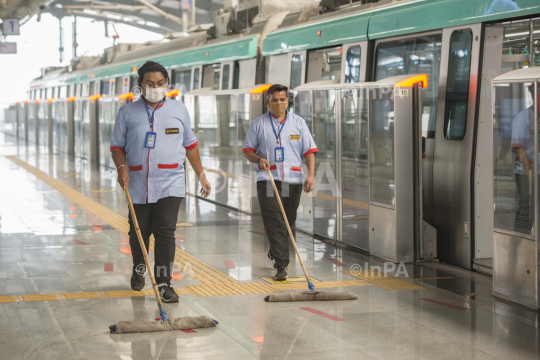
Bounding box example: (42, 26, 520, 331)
(145, 87, 167, 102)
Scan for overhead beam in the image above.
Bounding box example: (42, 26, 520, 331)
(96, 8, 184, 32)
(46, 8, 169, 34)
(49, 0, 213, 28)
(135, 0, 183, 26)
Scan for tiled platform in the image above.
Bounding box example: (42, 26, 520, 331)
(0, 133, 538, 360)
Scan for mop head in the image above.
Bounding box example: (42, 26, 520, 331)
(109, 316, 218, 334)
(264, 290, 358, 302)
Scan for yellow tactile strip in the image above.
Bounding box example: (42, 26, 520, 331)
(6, 156, 237, 286)
(186, 282, 278, 297)
(342, 270, 424, 291)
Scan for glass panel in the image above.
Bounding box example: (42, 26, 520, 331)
(213, 95, 236, 207)
(293, 90, 313, 233)
(341, 88, 369, 249)
(370, 88, 395, 206)
(345, 45, 361, 83)
(313, 90, 337, 239)
(194, 95, 219, 203)
(52, 101, 67, 153)
(237, 94, 253, 212)
(193, 68, 200, 90)
(444, 30, 472, 140)
(81, 100, 90, 158)
(493, 82, 535, 235)
(99, 99, 117, 169)
(60, 86, 67, 99)
(38, 102, 47, 147)
(222, 65, 230, 90)
(27, 102, 35, 144)
(375, 35, 442, 138)
(175, 69, 191, 94)
(74, 100, 83, 158)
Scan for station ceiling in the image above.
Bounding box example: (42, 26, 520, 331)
(1, 0, 226, 35)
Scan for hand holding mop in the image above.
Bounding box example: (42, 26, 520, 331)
(109, 188, 218, 334)
(263, 168, 357, 303)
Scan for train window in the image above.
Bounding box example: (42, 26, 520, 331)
(109, 79, 116, 95)
(345, 46, 361, 83)
(82, 83, 90, 97)
(375, 35, 442, 138)
(222, 64, 230, 90)
(174, 69, 191, 94)
(307, 47, 341, 82)
(233, 62, 240, 89)
(101, 81, 109, 96)
(290, 54, 303, 90)
(444, 30, 472, 141)
(290, 54, 304, 111)
(213, 66, 221, 90)
(59, 86, 67, 99)
(193, 68, 200, 90)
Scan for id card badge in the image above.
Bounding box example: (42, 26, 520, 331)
(275, 147, 284, 162)
(145, 132, 156, 148)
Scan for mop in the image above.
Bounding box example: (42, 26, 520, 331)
(109, 188, 218, 334)
(263, 168, 357, 302)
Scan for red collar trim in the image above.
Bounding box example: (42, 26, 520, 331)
(270, 111, 287, 122)
(141, 96, 165, 109)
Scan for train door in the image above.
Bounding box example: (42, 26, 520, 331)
(432, 24, 481, 269)
(373, 31, 443, 241)
(340, 41, 369, 250)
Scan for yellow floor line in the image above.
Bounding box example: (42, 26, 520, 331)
(90, 189, 116, 193)
(7, 156, 239, 286)
(262, 276, 321, 285)
(342, 270, 425, 291)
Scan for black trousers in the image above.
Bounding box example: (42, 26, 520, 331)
(257, 181, 303, 269)
(128, 196, 182, 284)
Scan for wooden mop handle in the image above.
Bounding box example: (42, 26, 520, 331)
(125, 188, 164, 310)
(265, 168, 311, 283)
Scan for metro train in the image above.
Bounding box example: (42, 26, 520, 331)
(4, 0, 540, 275)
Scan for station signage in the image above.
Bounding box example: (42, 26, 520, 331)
(0, 42, 16, 54)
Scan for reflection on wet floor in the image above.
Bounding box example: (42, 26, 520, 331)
(0, 133, 539, 360)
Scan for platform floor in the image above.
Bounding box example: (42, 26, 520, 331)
(0, 133, 538, 360)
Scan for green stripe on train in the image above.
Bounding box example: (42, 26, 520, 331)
(68, 36, 259, 84)
(263, 0, 540, 55)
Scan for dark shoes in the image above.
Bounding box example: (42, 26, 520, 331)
(275, 267, 288, 281)
(131, 269, 145, 291)
(159, 284, 180, 303)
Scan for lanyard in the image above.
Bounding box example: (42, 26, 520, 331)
(269, 112, 287, 144)
(145, 99, 163, 127)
